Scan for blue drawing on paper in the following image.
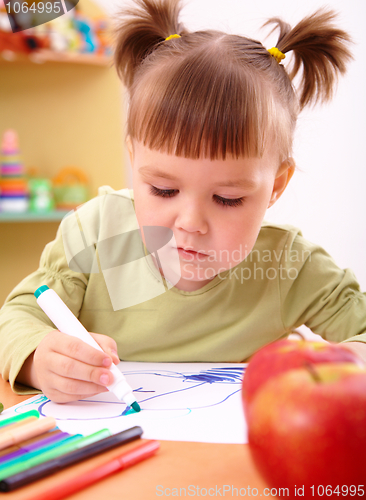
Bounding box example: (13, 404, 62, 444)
(28, 367, 245, 422)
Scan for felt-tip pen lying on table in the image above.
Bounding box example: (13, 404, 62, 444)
(34, 285, 140, 413)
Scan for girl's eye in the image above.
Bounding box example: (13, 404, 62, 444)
(150, 186, 244, 207)
(150, 186, 177, 198)
(214, 195, 244, 207)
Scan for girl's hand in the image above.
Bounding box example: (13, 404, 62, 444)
(30, 330, 120, 403)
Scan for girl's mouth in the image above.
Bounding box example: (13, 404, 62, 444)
(177, 247, 208, 260)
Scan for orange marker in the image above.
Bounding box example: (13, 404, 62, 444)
(0, 417, 39, 435)
(0, 417, 56, 451)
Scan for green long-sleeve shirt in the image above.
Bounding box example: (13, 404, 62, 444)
(1, 187, 365, 394)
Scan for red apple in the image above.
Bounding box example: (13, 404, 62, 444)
(248, 363, 366, 499)
(242, 339, 363, 421)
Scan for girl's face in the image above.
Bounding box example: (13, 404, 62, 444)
(130, 140, 294, 291)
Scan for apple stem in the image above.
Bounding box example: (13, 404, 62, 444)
(304, 362, 322, 383)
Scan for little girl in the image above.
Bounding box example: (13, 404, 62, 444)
(1, 0, 365, 403)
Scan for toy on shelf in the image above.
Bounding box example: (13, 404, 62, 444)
(0, 0, 8, 30)
(0, 30, 47, 61)
(47, 12, 80, 53)
(52, 166, 89, 210)
(0, 0, 112, 60)
(0, 129, 29, 212)
(94, 19, 112, 56)
(72, 10, 98, 53)
(28, 177, 55, 213)
(0, 0, 47, 61)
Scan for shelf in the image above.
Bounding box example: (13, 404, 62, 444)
(0, 210, 70, 222)
(0, 50, 113, 66)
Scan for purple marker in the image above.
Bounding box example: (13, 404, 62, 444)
(0, 432, 70, 465)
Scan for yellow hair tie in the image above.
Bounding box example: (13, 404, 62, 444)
(268, 47, 285, 64)
(165, 34, 181, 41)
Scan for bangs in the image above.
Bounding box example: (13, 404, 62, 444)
(127, 34, 292, 160)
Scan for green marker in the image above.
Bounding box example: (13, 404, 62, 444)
(0, 434, 82, 471)
(0, 434, 82, 480)
(0, 403, 3, 414)
(0, 410, 39, 429)
(0, 428, 110, 480)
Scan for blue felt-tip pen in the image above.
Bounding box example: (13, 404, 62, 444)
(34, 285, 140, 413)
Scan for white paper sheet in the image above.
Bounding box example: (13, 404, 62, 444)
(1, 362, 248, 444)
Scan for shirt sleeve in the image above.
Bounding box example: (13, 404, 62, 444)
(0, 224, 88, 394)
(279, 230, 366, 344)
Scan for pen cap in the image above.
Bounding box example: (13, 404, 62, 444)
(34, 285, 49, 299)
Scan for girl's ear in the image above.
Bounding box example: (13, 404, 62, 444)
(268, 158, 295, 207)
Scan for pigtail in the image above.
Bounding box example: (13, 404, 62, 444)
(113, 0, 187, 88)
(265, 9, 353, 109)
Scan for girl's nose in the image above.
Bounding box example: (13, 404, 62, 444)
(174, 203, 208, 234)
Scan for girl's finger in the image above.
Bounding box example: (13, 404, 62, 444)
(46, 331, 113, 367)
(43, 380, 108, 403)
(90, 332, 120, 364)
(45, 351, 116, 387)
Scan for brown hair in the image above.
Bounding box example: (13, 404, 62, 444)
(113, 0, 352, 161)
